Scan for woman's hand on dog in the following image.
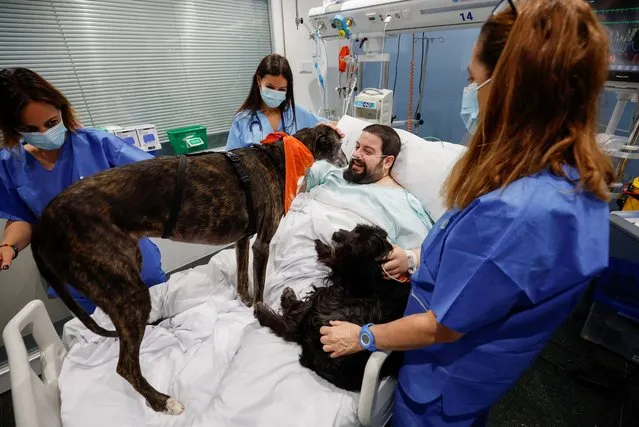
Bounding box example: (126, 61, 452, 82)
(320, 320, 362, 358)
(382, 245, 409, 280)
(316, 122, 345, 139)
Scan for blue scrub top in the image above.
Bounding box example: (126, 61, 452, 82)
(225, 104, 327, 150)
(396, 166, 609, 419)
(0, 128, 166, 303)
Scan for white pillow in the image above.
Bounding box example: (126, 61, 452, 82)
(336, 115, 466, 221)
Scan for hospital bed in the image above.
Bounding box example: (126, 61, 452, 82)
(3, 299, 396, 427)
(2, 116, 466, 427)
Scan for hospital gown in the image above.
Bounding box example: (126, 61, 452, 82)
(225, 105, 327, 150)
(0, 128, 166, 312)
(393, 166, 610, 426)
(263, 160, 434, 308)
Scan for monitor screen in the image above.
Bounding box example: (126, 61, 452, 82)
(589, 0, 639, 84)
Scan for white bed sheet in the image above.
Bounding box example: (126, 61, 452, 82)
(58, 180, 430, 427)
(59, 255, 359, 427)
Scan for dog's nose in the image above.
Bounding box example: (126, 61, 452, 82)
(333, 229, 348, 242)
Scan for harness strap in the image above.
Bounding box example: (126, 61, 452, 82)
(162, 148, 278, 240)
(162, 155, 188, 239)
(225, 151, 257, 236)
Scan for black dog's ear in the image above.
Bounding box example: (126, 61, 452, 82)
(353, 224, 388, 239)
(352, 224, 392, 262)
(315, 239, 334, 266)
(372, 226, 389, 241)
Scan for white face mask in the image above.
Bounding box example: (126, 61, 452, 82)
(260, 86, 287, 109)
(460, 79, 491, 135)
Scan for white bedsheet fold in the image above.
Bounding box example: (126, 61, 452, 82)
(59, 259, 357, 427)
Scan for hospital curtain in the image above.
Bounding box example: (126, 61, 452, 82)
(0, 0, 272, 145)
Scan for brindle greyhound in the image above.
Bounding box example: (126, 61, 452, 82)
(30, 125, 346, 414)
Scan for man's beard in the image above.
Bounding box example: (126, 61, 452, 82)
(343, 157, 385, 184)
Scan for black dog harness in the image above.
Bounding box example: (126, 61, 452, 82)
(162, 155, 188, 239)
(162, 146, 285, 240)
(224, 150, 257, 236)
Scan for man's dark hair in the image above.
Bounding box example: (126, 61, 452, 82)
(362, 124, 401, 170)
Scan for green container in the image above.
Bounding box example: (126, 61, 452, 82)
(166, 125, 208, 154)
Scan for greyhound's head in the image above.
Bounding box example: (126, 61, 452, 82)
(293, 125, 347, 167)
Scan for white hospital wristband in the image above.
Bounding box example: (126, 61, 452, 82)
(405, 249, 417, 276)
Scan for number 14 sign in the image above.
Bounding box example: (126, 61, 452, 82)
(460, 11, 474, 22)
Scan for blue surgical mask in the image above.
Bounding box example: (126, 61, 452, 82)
(260, 86, 287, 109)
(20, 121, 68, 150)
(460, 79, 490, 135)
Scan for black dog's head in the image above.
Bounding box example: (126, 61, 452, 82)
(294, 125, 347, 167)
(315, 224, 392, 286)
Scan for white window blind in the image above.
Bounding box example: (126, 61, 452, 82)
(0, 0, 272, 146)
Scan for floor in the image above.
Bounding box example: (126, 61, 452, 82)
(1, 290, 637, 427)
(0, 392, 13, 427)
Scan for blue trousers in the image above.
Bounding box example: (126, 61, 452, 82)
(392, 386, 490, 427)
(46, 238, 166, 314)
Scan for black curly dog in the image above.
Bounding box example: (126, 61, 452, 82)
(253, 224, 411, 391)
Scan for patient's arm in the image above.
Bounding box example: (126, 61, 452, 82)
(299, 161, 337, 194)
(382, 246, 421, 279)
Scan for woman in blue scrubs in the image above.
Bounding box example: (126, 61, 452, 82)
(0, 67, 166, 313)
(319, 0, 615, 425)
(226, 54, 340, 150)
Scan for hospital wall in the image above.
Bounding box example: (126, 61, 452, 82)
(0, 0, 273, 151)
(360, 34, 638, 150)
(360, 28, 480, 144)
(280, 0, 344, 118)
(281, 0, 637, 154)
(278, 0, 481, 144)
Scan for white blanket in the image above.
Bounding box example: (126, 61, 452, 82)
(59, 189, 428, 427)
(60, 257, 359, 427)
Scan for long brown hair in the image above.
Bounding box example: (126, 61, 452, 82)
(443, 0, 614, 210)
(0, 67, 81, 149)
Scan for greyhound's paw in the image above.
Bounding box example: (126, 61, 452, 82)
(165, 397, 185, 415)
(253, 303, 269, 325)
(251, 294, 263, 307)
(239, 293, 253, 307)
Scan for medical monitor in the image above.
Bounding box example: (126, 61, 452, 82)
(589, 0, 639, 87)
